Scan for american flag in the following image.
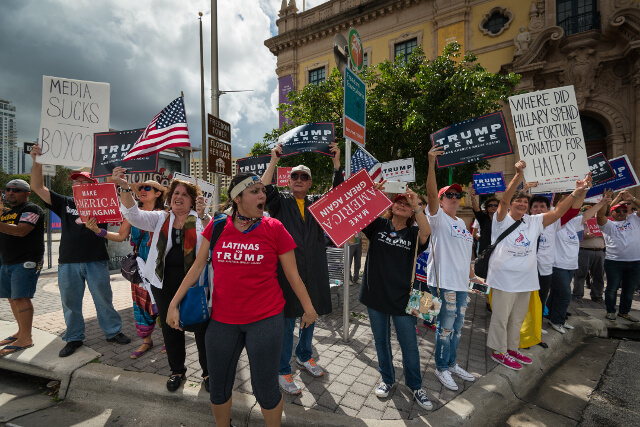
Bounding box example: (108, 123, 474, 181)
(351, 148, 382, 182)
(123, 97, 191, 161)
(20, 212, 40, 225)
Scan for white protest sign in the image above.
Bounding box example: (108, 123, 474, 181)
(38, 76, 110, 167)
(509, 85, 589, 193)
(380, 158, 415, 182)
(173, 172, 216, 215)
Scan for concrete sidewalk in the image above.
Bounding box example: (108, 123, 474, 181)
(1, 272, 639, 424)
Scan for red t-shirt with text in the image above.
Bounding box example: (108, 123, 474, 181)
(202, 216, 296, 324)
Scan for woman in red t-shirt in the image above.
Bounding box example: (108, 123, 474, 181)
(166, 172, 317, 427)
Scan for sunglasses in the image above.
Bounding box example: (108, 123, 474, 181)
(291, 173, 310, 182)
(5, 188, 27, 193)
(443, 192, 463, 200)
(140, 186, 154, 192)
(613, 209, 628, 214)
(486, 203, 499, 208)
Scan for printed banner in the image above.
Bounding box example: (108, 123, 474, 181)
(585, 154, 640, 200)
(308, 169, 392, 248)
(173, 172, 215, 215)
(92, 129, 158, 177)
(509, 85, 589, 193)
(278, 75, 294, 128)
(236, 155, 276, 184)
(38, 76, 110, 167)
(585, 217, 603, 237)
(430, 111, 513, 168)
(588, 152, 615, 185)
(72, 183, 122, 223)
(277, 122, 335, 157)
(473, 172, 506, 195)
(380, 158, 415, 182)
(277, 167, 293, 187)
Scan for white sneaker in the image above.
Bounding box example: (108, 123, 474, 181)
(563, 323, 574, 330)
(296, 357, 324, 377)
(278, 374, 302, 395)
(549, 323, 566, 334)
(434, 369, 458, 391)
(374, 382, 393, 398)
(541, 328, 548, 335)
(450, 364, 475, 382)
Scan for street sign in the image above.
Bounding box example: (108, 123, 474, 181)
(207, 114, 231, 143)
(348, 28, 364, 73)
(24, 142, 36, 154)
(208, 137, 232, 176)
(343, 66, 366, 146)
(42, 164, 56, 176)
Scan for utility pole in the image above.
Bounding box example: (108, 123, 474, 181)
(199, 12, 207, 182)
(211, 0, 221, 208)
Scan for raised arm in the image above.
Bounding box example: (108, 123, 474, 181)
(262, 144, 282, 186)
(580, 195, 611, 225)
(427, 146, 443, 216)
(29, 144, 52, 205)
(618, 190, 640, 219)
(497, 160, 526, 222)
(597, 189, 612, 226)
(406, 188, 431, 245)
(542, 174, 592, 227)
(111, 166, 136, 209)
(330, 142, 341, 172)
(470, 187, 480, 213)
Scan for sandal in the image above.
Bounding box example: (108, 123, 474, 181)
(166, 374, 185, 392)
(130, 341, 153, 359)
(0, 336, 18, 346)
(161, 345, 166, 354)
(0, 343, 34, 357)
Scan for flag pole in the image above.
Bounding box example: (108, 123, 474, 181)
(181, 90, 198, 189)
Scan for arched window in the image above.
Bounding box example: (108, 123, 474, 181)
(581, 115, 607, 157)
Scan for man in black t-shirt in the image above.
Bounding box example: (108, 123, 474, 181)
(0, 179, 44, 357)
(30, 145, 131, 358)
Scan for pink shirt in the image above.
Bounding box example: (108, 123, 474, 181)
(202, 216, 296, 324)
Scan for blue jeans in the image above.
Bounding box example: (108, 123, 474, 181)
(547, 267, 575, 325)
(604, 260, 640, 315)
(278, 317, 315, 375)
(58, 261, 123, 342)
(0, 260, 43, 299)
(430, 288, 468, 372)
(367, 306, 421, 390)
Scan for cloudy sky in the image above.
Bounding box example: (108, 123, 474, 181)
(0, 0, 329, 169)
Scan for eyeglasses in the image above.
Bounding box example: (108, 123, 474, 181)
(5, 188, 27, 193)
(291, 173, 310, 182)
(486, 203, 499, 208)
(443, 192, 463, 200)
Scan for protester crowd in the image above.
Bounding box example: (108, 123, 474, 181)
(0, 142, 639, 426)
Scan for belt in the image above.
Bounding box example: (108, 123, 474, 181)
(581, 247, 605, 252)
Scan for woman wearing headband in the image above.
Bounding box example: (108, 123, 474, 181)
(166, 172, 317, 427)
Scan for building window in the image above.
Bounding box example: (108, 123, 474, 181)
(581, 115, 607, 157)
(308, 67, 325, 85)
(479, 7, 514, 37)
(484, 12, 509, 35)
(394, 38, 417, 62)
(363, 53, 368, 69)
(557, 0, 600, 36)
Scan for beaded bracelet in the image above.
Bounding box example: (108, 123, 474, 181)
(95, 228, 107, 238)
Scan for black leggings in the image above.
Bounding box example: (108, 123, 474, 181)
(206, 312, 284, 409)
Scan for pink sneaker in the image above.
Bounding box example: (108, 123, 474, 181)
(491, 351, 522, 370)
(507, 350, 532, 365)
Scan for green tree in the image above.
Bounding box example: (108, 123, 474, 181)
(0, 166, 73, 211)
(257, 42, 520, 192)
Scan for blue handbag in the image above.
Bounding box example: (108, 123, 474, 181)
(179, 213, 227, 330)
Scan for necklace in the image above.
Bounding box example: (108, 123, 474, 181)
(235, 212, 261, 227)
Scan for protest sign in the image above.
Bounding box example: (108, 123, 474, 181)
(585, 217, 603, 237)
(126, 169, 173, 188)
(236, 155, 276, 184)
(588, 152, 615, 185)
(473, 172, 506, 195)
(173, 172, 215, 215)
(430, 111, 513, 168)
(277, 123, 335, 157)
(584, 154, 640, 201)
(509, 85, 589, 193)
(38, 76, 110, 167)
(72, 183, 122, 223)
(92, 129, 158, 177)
(308, 169, 391, 248)
(380, 158, 415, 182)
(277, 167, 293, 187)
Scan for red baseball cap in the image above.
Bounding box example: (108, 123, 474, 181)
(393, 194, 408, 203)
(438, 183, 463, 198)
(611, 203, 628, 212)
(69, 171, 97, 183)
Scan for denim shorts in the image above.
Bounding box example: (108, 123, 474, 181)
(0, 260, 43, 299)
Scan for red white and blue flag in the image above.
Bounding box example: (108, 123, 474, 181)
(20, 212, 40, 225)
(351, 148, 382, 182)
(123, 96, 191, 161)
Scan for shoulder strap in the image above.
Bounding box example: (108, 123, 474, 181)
(493, 218, 523, 247)
(208, 213, 228, 259)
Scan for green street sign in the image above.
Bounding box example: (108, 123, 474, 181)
(343, 66, 366, 145)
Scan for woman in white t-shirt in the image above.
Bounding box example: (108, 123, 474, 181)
(425, 146, 482, 392)
(486, 161, 591, 371)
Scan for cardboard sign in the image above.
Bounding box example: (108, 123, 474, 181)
(380, 158, 415, 182)
(208, 137, 232, 176)
(585, 217, 603, 237)
(277, 122, 335, 157)
(92, 129, 158, 177)
(72, 183, 122, 223)
(588, 152, 615, 185)
(277, 167, 293, 187)
(430, 111, 513, 168)
(236, 155, 276, 184)
(38, 76, 110, 167)
(509, 85, 589, 193)
(308, 169, 392, 248)
(173, 172, 215, 215)
(473, 172, 506, 195)
(585, 155, 640, 200)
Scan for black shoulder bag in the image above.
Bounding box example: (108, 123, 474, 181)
(474, 219, 523, 279)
